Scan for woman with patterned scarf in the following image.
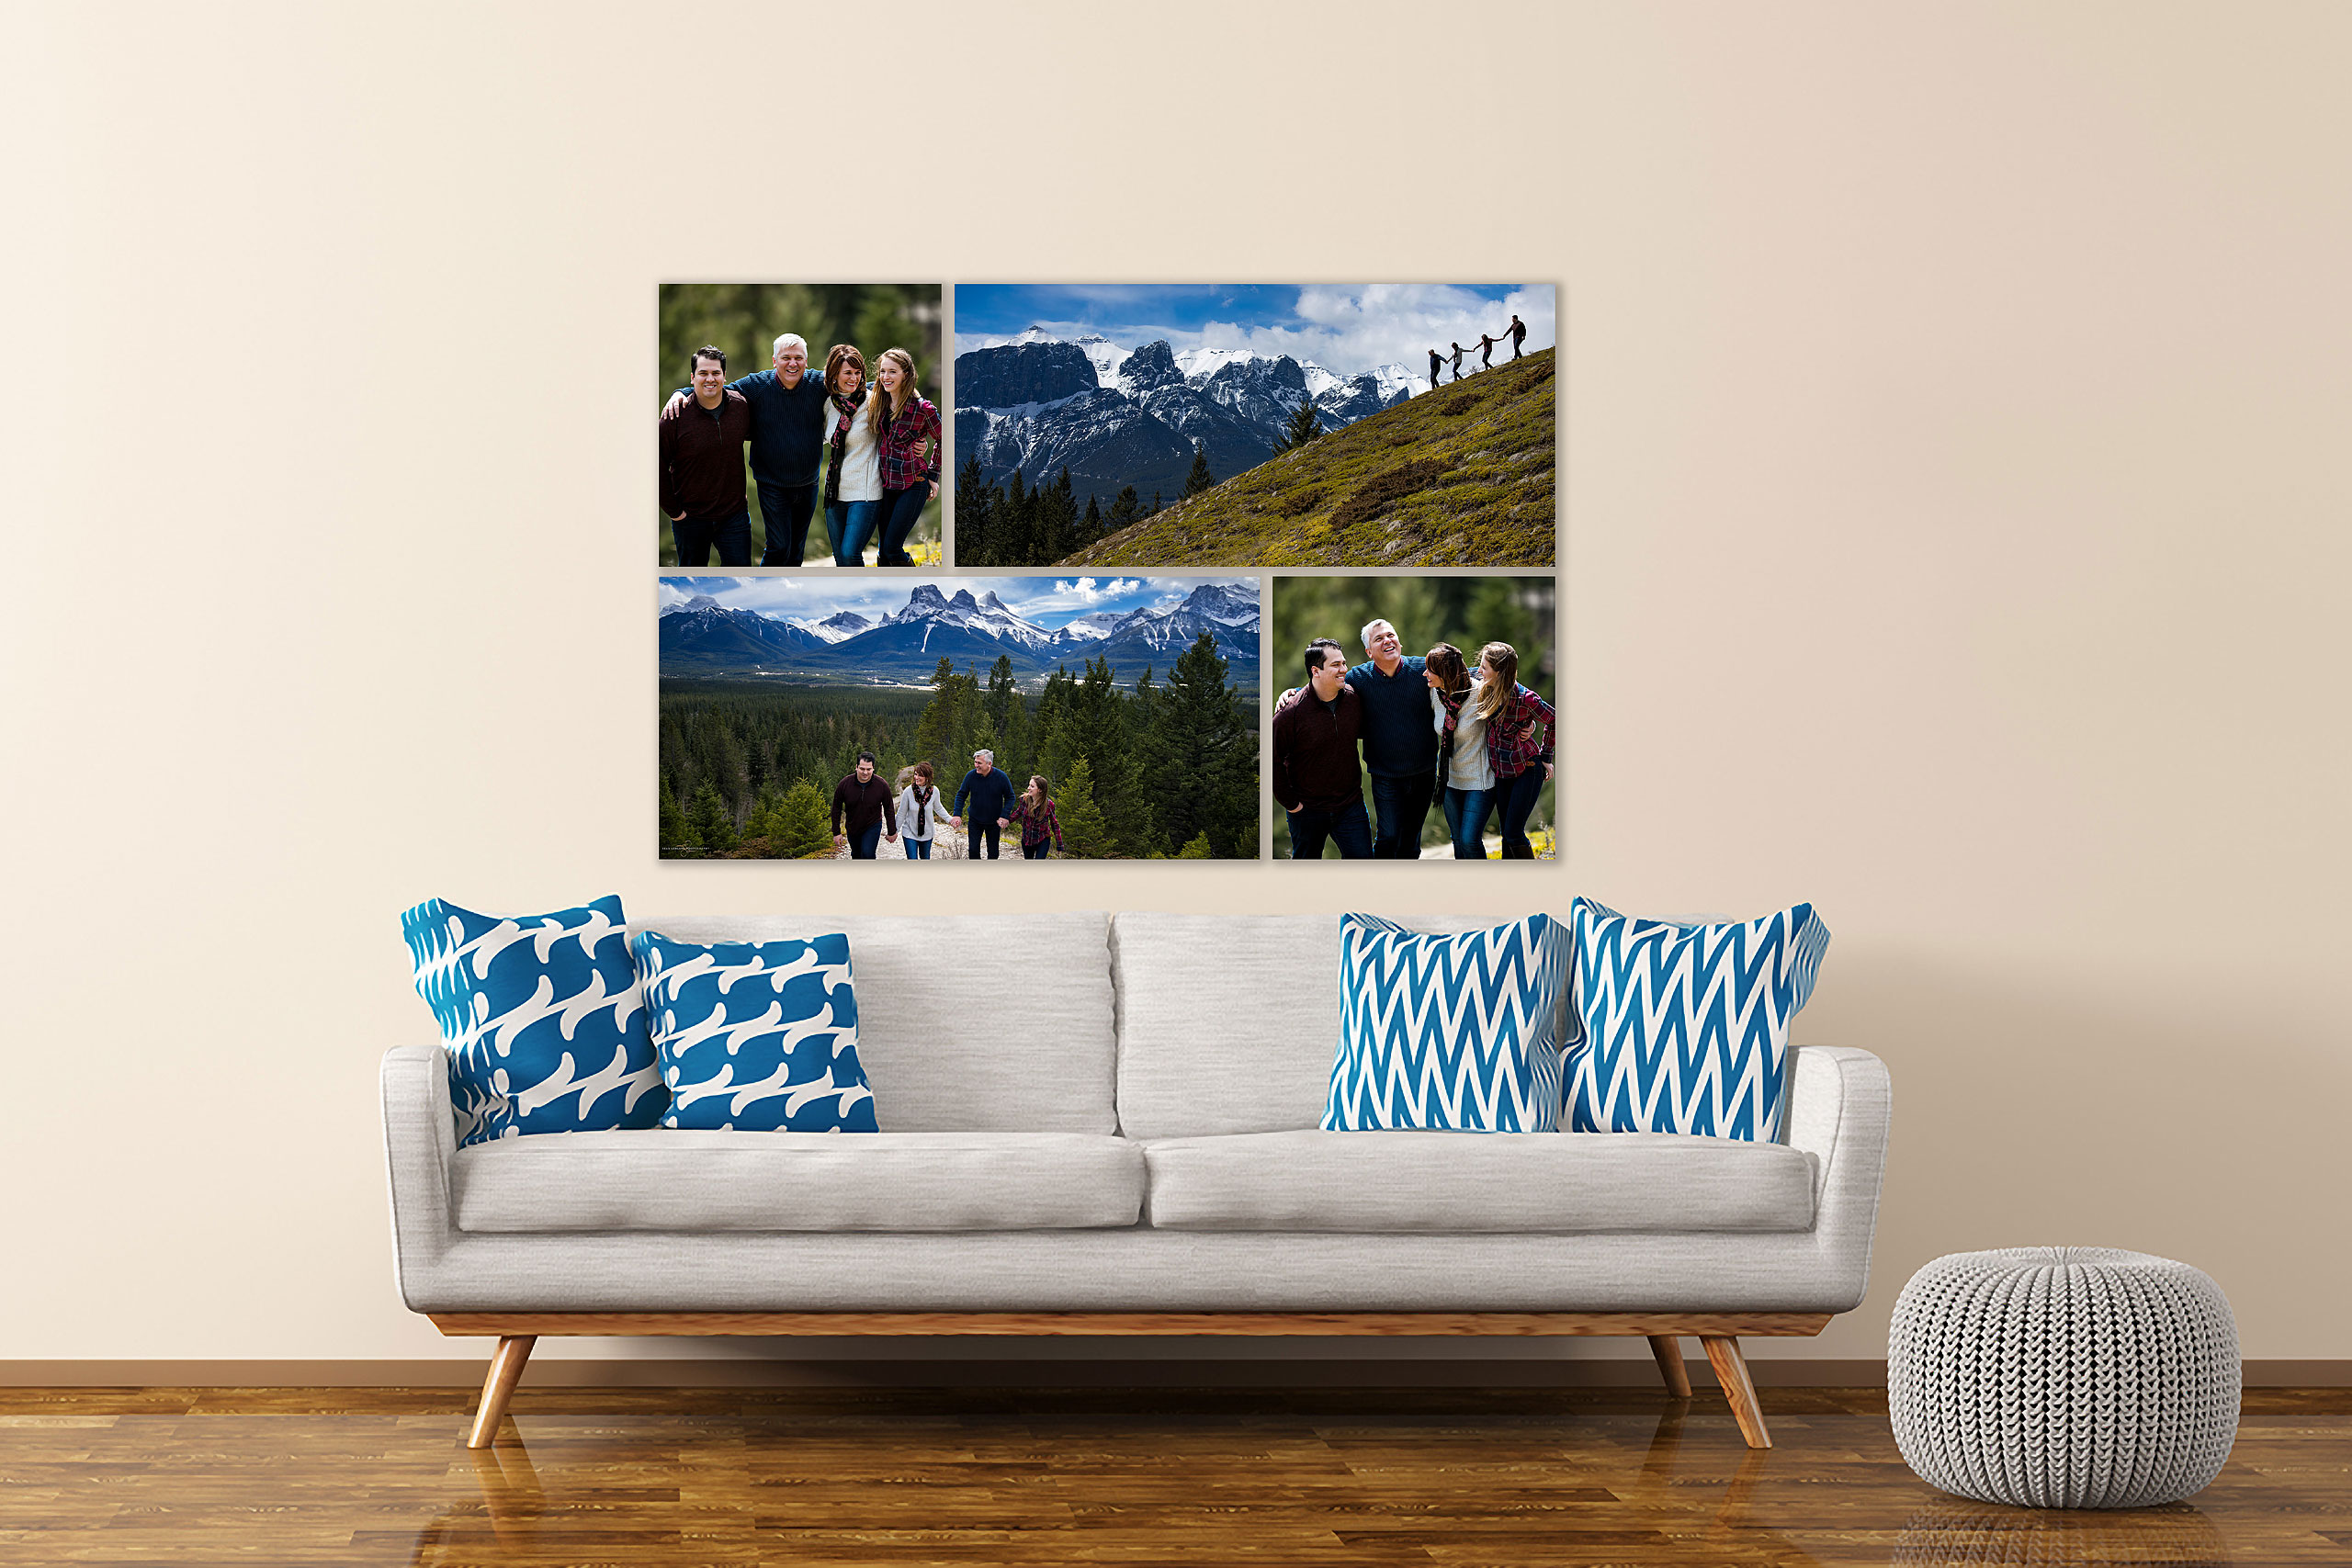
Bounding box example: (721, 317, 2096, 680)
(893, 761, 947, 860)
(867, 346, 942, 568)
(1472, 641, 1556, 860)
(1008, 774, 1065, 860)
(820, 344, 885, 565)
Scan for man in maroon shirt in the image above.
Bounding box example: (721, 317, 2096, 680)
(1272, 639, 1374, 859)
(830, 752, 899, 860)
(658, 346, 753, 567)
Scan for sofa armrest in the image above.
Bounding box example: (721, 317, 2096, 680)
(1782, 1044, 1893, 1311)
(381, 1042, 457, 1310)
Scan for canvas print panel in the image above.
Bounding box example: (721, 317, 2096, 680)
(659, 575, 1261, 861)
(658, 284, 944, 569)
(953, 285, 1555, 568)
(1270, 575, 1555, 861)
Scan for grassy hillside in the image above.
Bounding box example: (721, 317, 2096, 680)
(1057, 348, 1555, 568)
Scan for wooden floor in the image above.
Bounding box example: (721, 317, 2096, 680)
(0, 1384, 2345, 1564)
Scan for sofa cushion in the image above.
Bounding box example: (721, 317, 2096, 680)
(450, 1131, 1145, 1233)
(632, 931, 878, 1133)
(1114, 913, 1564, 1140)
(639, 913, 1114, 1133)
(1566, 898, 1831, 1142)
(1322, 913, 1565, 1132)
(399, 893, 664, 1146)
(1143, 1129, 1817, 1233)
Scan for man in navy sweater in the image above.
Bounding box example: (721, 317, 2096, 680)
(1349, 619, 1440, 857)
(661, 332, 833, 567)
(950, 749, 1016, 861)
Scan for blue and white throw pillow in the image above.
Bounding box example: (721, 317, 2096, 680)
(400, 893, 665, 1147)
(1323, 913, 1566, 1132)
(630, 931, 879, 1133)
(1565, 897, 1831, 1142)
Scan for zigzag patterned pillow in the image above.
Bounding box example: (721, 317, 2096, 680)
(631, 931, 880, 1133)
(1565, 897, 1830, 1142)
(400, 893, 665, 1147)
(1323, 913, 1566, 1132)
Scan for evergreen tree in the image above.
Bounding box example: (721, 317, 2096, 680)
(1270, 398, 1323, 455)
(954, 456, 992, 564)
(659, 777, 690, 852)
(1149, 490, 1161, 514)
(1056, 758, 1112, 858)
(688, 779, 737, 853)
(1149, 632, 1254, 857)
(1182, 443, 1215, 498)
(773, 780, 832, 859)
(998, 687, 1033, 786)
(1108, 485, 1139, 527)
(985, 656, 1017, 734)
(1176, 831, 1215, 858)
(1082, 492, 1102, 540)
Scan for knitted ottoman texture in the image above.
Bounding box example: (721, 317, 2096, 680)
(1888, 1247, 2239, 1508)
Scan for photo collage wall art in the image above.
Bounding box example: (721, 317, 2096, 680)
(654, 283, 1555, 863)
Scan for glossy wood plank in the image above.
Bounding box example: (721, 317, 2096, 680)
(1701, 1333, 1771, 1449)
(428, 1309, 1834, 1338)
(467, 1336, 535, 1450)
(1647, 1334, 1693, 1398)
(4, 1385, 2346, 1565)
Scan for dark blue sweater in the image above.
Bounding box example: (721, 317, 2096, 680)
(1347, 656, 1438, 778)
(953, 767, 1017, 822)
(670, 368, 833, 488)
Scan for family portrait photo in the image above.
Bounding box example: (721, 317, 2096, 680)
(1271, 576, 1555, 861)
(953, 284, 1555, 569)
(659, 575, 1261, 861)
(657, 284, 944, 569)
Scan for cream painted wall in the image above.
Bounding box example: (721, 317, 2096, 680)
(5, 3, 2347, 1368)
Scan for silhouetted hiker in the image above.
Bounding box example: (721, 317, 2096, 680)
(1449, 342, 1465, 382)
(1478, 333, 1496, 370)
(1427, 348, 1442, 390)
(1508, 314, 1527, 359)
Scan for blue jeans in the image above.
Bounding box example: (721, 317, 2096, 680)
(673, 509, 751, 568)
(1023, 840, 1051, 860)
(757, 479, 817, 566)
(967, 819, 1001, 860)
(1442, 785, 1493, 859)
(876, 483, 928, 566)
(828, 499, 881, 566)
(1494, 767, 1546, 859)
(1368, 773, 1437, 859)
(1288, 797, 1373, 860)
(903, 837, 932, 859)
(848, 822, 882, 860)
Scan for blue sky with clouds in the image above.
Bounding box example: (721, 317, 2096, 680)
(954, 284, 1555, 377)
(659, 576, 1251, 628)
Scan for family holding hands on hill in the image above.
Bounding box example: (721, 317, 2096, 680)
(1272, 618, 1555, 860)
(658, 334, 942, 570)
(829, 750, 1065, 862)
(1428, 312, 1530, 388)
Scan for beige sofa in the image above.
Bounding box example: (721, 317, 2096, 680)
(383, 911, 1892, 1449)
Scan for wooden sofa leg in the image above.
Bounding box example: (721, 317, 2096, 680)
(1700, 1335, 1770, 1450)
(1647, 1334, 1693, 1398)
(467, 1335, 536, 1450)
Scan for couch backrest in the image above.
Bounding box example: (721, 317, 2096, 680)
(1112, 912, 1557, 1140)
(637, 912, 1114, 1134)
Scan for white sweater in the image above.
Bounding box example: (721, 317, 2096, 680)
(832, 392, 884, 502)
(896, 782, 950, 840)
(1434, 679, 1497, 792)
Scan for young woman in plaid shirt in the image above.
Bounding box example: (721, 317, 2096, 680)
(1010, 774, 1065, 860)
(867, 347, 942, 567)
(1473, 641, 1555, 860)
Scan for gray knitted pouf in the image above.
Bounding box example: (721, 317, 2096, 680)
(1888, 1247, 2239, 1509)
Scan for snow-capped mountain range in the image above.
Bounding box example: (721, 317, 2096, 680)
(660, 583, 1260, 686)
(954, 327, 1426, 513)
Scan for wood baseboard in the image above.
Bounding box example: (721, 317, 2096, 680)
(6, 1358, 2347, 1389)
